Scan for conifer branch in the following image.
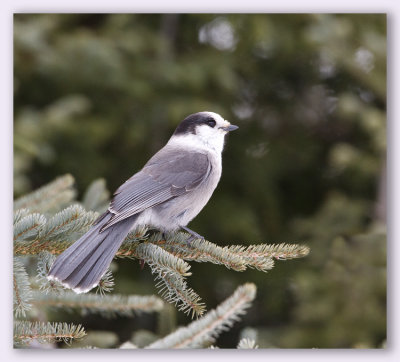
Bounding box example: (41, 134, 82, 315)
(36, 251, 115, 294)
(119, 341, 138, 349)
(82, 178, 110, 213)
(14, 208, 31, 224)
(134, 243, 205, 318)
(14, 216, 308, 273)
(149, 232, 247, 271)
(136, 243, 192, 277)
(114, 227, 150, 258)
(147, 283, 256, 349)
(13, 321, 86, 346)
(14, 205, 98, 256)
(13, 213, 47, 243)
(14, 174, 76, 213)
(38, 204, 98, 242)
(31, 290, 164, 318)
(13, 258, 33, 317)
(228, 243, 310, 261)
(96, 268, 115, 295)
(155, 272, 206, 318)
(13, 177, 310, 324)
(13, 208, 307, 319)
(237, 338, 258, 349)
(14, 234, 72, 256)
(148, 233, 308, 272)
(36, 251, 67, 293)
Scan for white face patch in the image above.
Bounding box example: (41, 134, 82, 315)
(194, 112, 231, 151)
(168, 111, 233, 154)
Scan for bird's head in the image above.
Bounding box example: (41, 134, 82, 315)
(171, 111, 238, 153)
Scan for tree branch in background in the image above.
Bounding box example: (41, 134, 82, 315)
(14, 321, 86, 347)
(147, 283, 256, 348)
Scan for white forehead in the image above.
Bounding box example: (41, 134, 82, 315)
(201, 111, 225, 124)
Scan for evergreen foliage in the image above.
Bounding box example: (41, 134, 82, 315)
(147, 283, 256, 348)
(14, 174, 76, 213)
(36, 251, 115, 295)
(14, 321, 86, 346)
(237, 338, 258, 349)
(81, 178, 110, 213)
(14, 203, 98, 256)
(13, 175, 308, 348)
(14, 212, 47, 243)
(32, 290, 164, 318)
(119, 341, 138, 349)
(13, 258, 33, 318)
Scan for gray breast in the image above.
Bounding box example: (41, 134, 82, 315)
(151, 147, 222, 228)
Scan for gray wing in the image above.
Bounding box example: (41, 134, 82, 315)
(101, 148, 211, 231)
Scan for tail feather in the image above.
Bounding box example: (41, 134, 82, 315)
(48, 212, 136, 293)
(48, 223, 104, 279)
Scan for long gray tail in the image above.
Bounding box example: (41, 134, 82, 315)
(48, 212, 136, 293)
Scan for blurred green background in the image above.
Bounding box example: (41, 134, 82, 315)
(13, 13, 386, 348)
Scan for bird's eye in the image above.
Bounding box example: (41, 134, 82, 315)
(207, 119, 216, 128)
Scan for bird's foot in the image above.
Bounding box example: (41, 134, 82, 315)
(180, 226, 205, 245)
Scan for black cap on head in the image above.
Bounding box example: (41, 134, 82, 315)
(174, 112, 216, 136)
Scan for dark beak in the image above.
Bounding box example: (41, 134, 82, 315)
(222, 124, 239, 132)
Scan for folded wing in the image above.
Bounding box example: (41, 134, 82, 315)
(101, 149, 211, 231)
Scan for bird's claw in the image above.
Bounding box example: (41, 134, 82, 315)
(180, 226, 205, 246)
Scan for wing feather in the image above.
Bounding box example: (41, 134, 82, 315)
(101, 148, 210, 230)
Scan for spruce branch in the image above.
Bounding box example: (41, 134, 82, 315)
(114, 229, 148, 257)
(237, 338, 258, 349)
(148, 233, 308, 272)
(119, 341, 138, 349)
(82, 178, 110, 213)
(31, 290, 164, 318)
(13, 258, 33, 317)
(36, 251, 115, 294)
(13, 208, 308, 319)
(149, 232, 247, 271)
(96, 268, 115, 295)
(15, 215, 308, 272)
(14, 174, 76, 213)
(14, 205, 98, 256)
(135, 243, 205, 318)
(14, 235, 73, 256)
(38, 204, 98, 243)
(147, 283, 256, 349)
(13, 177, 310, 324)
(14, 213, 47, 243)
(155, 272, 206, 318)
(228, 243, 310, 261)
(36, 251, 65, 293)
(136, 243, 192, 277)
(13, 321, 86, 346)
(14, 208, 31, 224)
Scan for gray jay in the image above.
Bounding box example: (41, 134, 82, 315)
(48, 111, 238, 293)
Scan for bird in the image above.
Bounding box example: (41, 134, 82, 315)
(47, 111, 239, 294)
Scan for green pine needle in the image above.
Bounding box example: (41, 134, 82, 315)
(14, 174, 76, 213)
(38, 204, 98, 242)
(237, 338, 259, 349)
(13, 258, 33, 318)
(13, 175, 310, 326)
(147, 283, 257, 348)
(32, 290, 164, 318)
(13, 213, 47, 243)
(14, 320, 86, 346)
